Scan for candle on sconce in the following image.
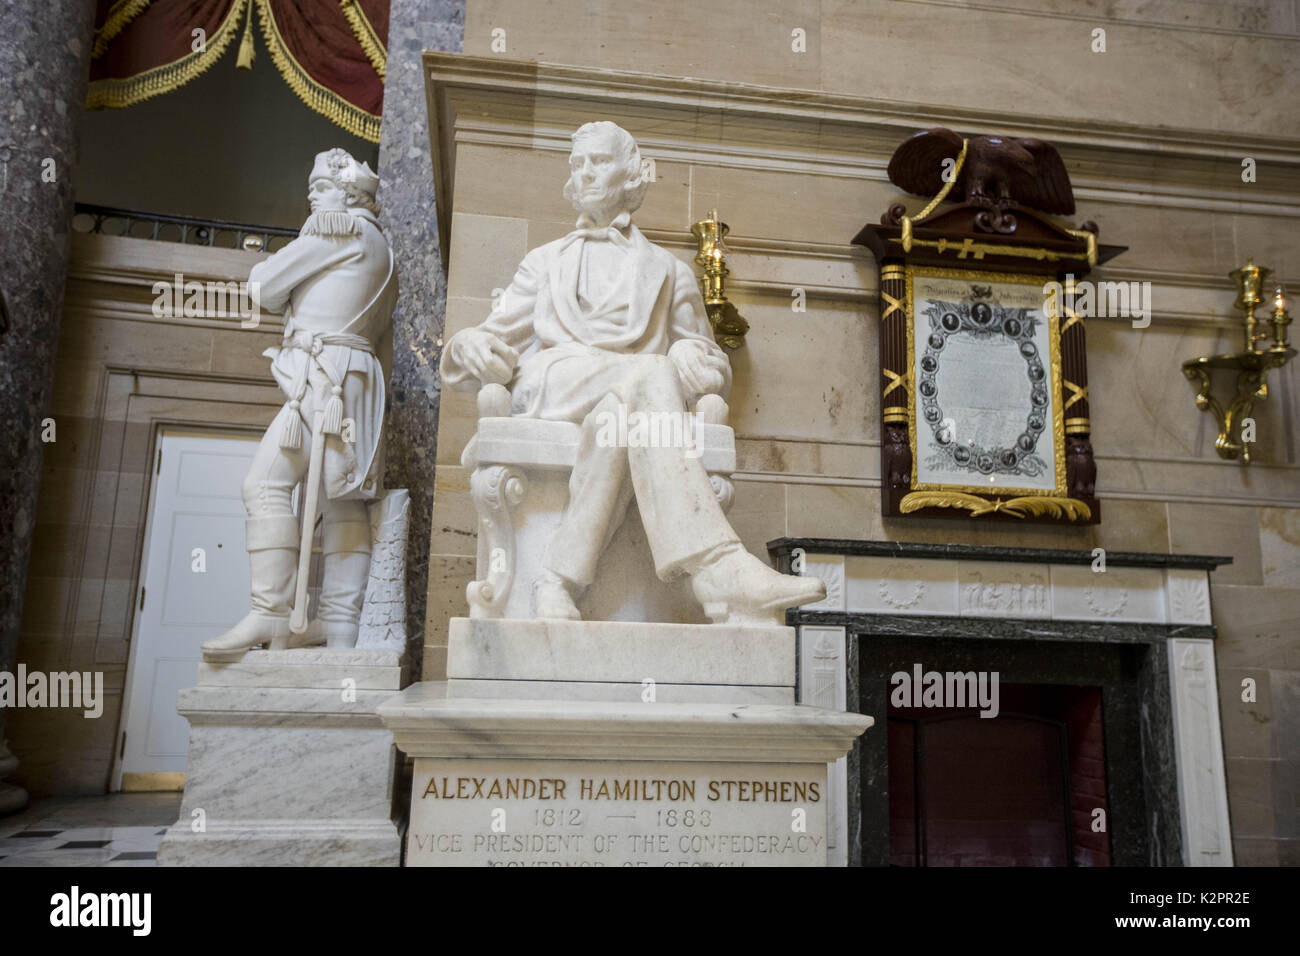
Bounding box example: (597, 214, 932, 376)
(1270, 283, 1291, 350)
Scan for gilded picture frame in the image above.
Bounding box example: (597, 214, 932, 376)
(900, 266, 1086, 520)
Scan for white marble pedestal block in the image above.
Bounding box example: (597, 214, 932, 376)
(379, 619, 871, 867)
(446, 617, 796, 704)
(157, 648, 408, 867)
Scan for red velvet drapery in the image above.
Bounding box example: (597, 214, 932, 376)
(88, 0, 389, 143)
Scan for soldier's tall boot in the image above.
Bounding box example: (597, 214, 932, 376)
(200, 515, 299, 662)
(299, 514, 372, 649)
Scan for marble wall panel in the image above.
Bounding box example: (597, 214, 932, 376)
(1169, 503, 1264, 586)
(690, 164, 891, 247)
(465, 0, 824, 90)
(725, 478, 786, 559)
(434, 387, 479, 469)
(818, 1, 1298, 137)
(1211, 585, 1300, 671)
(1218, 666, 1276, 759)
(422, 553, 476, 678)
(446, 212, 531, 302)
(784, 483, 881, 541)
(1259, 507, 1300, 589)
(726, 295, 874, 445)
(1087, 319, 1291, 466)
(1070, 198, 1298, 282)
(880, 513, 1095, 553)
(428, 465, 477, 558)
(464, 1, 1299, 136)
(735, 438, 876, 483)
(1093, 499, 1170, 553)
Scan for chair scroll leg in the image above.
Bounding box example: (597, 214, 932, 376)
(709, 475, 735, 515)
(466, 464, 527, 618)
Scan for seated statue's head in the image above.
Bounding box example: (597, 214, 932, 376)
(563, 122, 651, 224)
(308, 148, 381, 217)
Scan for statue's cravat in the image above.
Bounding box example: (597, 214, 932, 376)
(561, 210, 633, 248)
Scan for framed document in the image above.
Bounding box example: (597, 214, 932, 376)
(907, 268, 1065, 499)
(854, 183, 1123, 524)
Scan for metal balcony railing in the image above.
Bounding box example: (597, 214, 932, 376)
(72, 203, 299, 253)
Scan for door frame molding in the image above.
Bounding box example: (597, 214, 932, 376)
(92, 366, 279, 791)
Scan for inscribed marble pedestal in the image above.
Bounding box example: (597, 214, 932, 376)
(380, 620, 871, 867)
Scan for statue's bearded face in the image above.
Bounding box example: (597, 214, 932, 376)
(308, 177, 348, 213)
(567, 129, 631, 218)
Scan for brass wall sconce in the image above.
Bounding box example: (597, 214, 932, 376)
(691, 209, 748, 349)
(1182, 257, 1294, 463)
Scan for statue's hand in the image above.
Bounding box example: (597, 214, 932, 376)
(669, 340, 728, 397)
(450, 328, 518, 386)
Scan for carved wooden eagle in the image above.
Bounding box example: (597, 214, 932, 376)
(887, 128, 1075, 216)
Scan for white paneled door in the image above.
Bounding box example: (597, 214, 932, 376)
(114, 428, 260, 790)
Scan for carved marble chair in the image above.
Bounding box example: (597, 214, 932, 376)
(462, 383, 737, 623)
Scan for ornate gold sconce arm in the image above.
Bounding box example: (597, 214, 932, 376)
(1182, 354, 1284, 464)
(1182, 259, 1295, 465)
(691, 209, 748, 349)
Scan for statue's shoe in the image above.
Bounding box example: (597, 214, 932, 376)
(691, 545, 826, 625)
(201, 612, 291, 662)
(532, 571, 581, 620)
(294, 620, 360, 650)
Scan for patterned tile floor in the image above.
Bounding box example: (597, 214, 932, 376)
(0, 793, 181, 867)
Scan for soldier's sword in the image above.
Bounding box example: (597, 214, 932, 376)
(290, 405, 327, 634)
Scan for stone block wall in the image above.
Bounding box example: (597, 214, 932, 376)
(419, 0, 1300, 864)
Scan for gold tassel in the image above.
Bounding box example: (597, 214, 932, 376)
(322, 386, 344, 436)
(280, 399, 303, 449)
(236, 0, 256, 70)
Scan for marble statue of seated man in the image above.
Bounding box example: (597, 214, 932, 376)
(440, 121, 823, 625)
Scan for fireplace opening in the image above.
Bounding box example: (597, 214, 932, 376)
(887, 683, 1111, 866)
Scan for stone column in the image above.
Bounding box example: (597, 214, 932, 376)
(0, 0, 96, 814)
(376, 0, 464, 676)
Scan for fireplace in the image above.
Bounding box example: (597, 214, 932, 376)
(770, 539, 1232, 867)
(888, 682, 1109, 867)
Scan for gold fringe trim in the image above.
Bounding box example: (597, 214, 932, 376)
(92, 0, 153, 60)
(236, 0, 257, 69)
(86, 0, 248, 110)
(900, 491, 1092, 521)
(255, 0, 381, 143)
(340, 0, 386, 79)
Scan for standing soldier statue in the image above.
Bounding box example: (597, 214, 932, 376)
(203, 148, 397, 661)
